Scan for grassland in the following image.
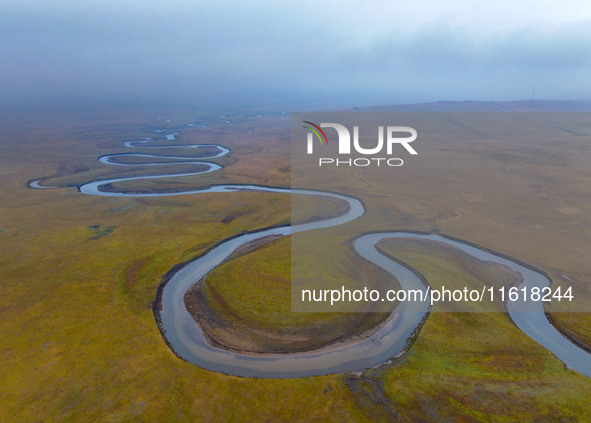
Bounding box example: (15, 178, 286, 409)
(188, 236, 392, 353)
(1, 102, 591, 421)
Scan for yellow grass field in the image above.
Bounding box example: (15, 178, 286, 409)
(1, 102, 590, 422)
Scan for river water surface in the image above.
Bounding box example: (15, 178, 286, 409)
(29, 129, 591, 378)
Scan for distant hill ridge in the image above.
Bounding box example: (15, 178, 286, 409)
(358, 99, 591, 112)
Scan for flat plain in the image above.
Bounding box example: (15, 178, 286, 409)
(1, 101, 590, 422)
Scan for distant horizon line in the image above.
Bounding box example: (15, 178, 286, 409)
(1, 97, 591, 113)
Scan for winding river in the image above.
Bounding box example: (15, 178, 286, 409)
(29, 127, 591, 378)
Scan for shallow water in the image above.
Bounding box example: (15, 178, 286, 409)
(29, 129, 591, 378)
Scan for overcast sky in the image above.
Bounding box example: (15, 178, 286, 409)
(2, 0, 591, 107)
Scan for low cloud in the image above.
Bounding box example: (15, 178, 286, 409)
(1, 0, 590, 106)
